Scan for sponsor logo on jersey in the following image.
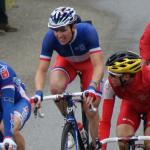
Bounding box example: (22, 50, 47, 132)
(74, 44, 86, 52)
(0, 65, 9, 79)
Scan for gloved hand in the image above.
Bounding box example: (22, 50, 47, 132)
(83, 86, 97, 106)
(3, 137, 17, 150)
(32, 90, 44, 118)
(34, 90, 43, 104)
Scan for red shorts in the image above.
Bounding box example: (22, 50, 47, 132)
(117, 100, 150, 131)
(51, 55, 100, 91)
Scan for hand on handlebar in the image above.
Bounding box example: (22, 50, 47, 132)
(34, 90, 43, 104)
(83, 86, 97, 106)
(3, 138, 17, 150)
(30, 90, 44, 118)
(83, 86, 98, 112)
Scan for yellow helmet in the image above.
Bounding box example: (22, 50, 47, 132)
(106, 51, 142, 74)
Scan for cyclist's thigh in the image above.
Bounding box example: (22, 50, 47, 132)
(73, 59, 94, 90)
(50, 55, 77, 91)
(117, 100, 140, 136)
(76, 59, 101, 93)
(144, 110, 150, 135)
(13, 99, 31, 130)
(79, 60, 93, 90)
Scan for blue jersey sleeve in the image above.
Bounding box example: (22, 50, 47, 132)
(1, 87, 15, 137)
(40, 30, 55, 61)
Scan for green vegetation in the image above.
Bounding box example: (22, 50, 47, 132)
(6, 0, 14, 8)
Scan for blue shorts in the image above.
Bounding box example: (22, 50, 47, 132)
(13, 98, 31, 130)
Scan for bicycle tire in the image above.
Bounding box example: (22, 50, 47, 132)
(61, 123, 84, 150)
(81, 105, 89, 148)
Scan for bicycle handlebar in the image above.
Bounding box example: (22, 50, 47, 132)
(43, 92, 97, 112)
(43, 92, 83, 100)
(96, 136, 150, 149)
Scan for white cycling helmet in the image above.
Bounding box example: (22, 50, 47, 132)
(48, 6, 78, 29)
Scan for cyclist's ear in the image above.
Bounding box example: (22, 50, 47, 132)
(71, 25, 76, 32)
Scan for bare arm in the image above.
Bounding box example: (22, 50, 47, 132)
(35, 60, 50, 90)
(90, 51, 104, 88)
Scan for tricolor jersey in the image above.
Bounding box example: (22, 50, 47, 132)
(40, 22, 102, 62)
(0, 61, 29, 137)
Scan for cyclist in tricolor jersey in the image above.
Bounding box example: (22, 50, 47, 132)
(99, 51, 150, 150)
(0, 61, 31, 150)
(34, 6, 104, 147)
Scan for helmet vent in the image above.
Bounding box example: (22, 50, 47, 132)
(127, 60, 135, 64)
(130, 63, 141, 70)
(120, 64, 126, 67)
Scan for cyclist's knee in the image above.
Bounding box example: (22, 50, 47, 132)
(50, 80, 67, 94)
(144, 128, 150, 149)
(116, 124, 134, 137)
(50, 71, 68, 94)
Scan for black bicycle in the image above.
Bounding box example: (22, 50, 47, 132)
(43, 92, 96, 150)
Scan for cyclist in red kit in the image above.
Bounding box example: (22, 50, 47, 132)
(99, 51, 150, 150)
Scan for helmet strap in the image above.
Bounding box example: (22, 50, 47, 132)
(119, 76, 125, 87)
(67, 25, 75, 44)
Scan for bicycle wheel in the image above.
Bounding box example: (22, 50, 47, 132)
(61, 123, 83, 150)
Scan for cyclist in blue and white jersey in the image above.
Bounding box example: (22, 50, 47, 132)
(34, 6, 104, 148)
(0, 61, 31, 150)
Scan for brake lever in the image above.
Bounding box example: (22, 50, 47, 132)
(5, 143, 9, 150)
(34, 105, 39, 118)
(89, 103, 97, 112)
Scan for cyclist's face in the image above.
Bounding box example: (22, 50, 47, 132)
(109, 74, 121, 86)
(53, 25, 74, 45)
(109, 73, 131, 86)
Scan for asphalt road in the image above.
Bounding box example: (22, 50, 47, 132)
(0, 0, 150, 149)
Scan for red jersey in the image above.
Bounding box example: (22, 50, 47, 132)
(139, 23, 150, 61)
(99, 66, 150, 149)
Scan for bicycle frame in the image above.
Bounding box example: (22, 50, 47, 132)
(63, 94, 86, 150)
(43, 92, 93, 150)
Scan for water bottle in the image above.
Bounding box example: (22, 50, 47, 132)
(77, 122, 88, 148)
